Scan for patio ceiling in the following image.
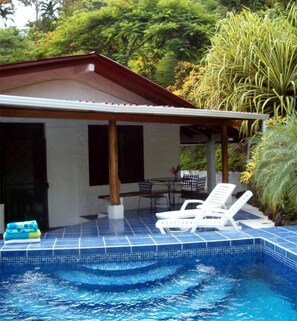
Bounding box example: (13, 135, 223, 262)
(180, 125, 243, 144)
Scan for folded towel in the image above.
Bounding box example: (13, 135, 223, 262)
(6, 220, 38, 231)
(4, 238, 41, 244)
(4, 229, 41, 241)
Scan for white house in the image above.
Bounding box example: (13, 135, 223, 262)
(0, 53, 268, 229)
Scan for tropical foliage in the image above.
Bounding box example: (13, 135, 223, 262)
(29, 0, 222, 85)
(0, 27, 33, 62)
(194, 4, 297, 134)
(181, 143, 247, 172)
(241, 115, 297, 219)
(168, 62, 205, 103)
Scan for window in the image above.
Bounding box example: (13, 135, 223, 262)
(88, 125, 144, 186)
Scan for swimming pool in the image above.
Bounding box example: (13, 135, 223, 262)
(0, 252, 296, 320)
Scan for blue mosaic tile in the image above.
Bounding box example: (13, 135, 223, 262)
(254, 238, 261, 245)
(55, 239, 79, 248)
(244, 229, 270, 237)
(207, 240, 231, 248)
(264, 240, 275, 250)
(157, 243, 182, 251)
(27, 249, 53, 257)
(2, 243, 29, 250)
(1, 249, 27, 258)
(268, 230, 294, 237)
(282, 244, 297, 253)
(287, 251, 297, 262)
(274, 245, 287, 256)
(150, 235, 180, 244)
(53, 248, 80, 256)
(174, 234, 205, 243)
(105, 245, 131, 254)
(80, 238, 105, 247)
(284, 236, 297, 243)
(28, 239, 56, 248)
(104, 236, 130, 246)
(217, 230, 248, 238)
(197, 232, 229, 241)
(234, 210, 259, 220)
(115, 230, 135, 236)
(80, 247, 106, 255)
(281, 226, 297, 232)
(127, 236, 156, 246)
(81, 226, 98, 232)
(131, 245, 157, 252)
(269, 240, 296, 249)
(182, 241, 207, 250)
(231, 239, 254, 246)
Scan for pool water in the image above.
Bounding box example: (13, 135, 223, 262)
(0, 254, 296, 320)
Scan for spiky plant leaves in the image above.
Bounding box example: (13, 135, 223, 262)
(252, 115, 297, 215)
(195, 5, 297, 135)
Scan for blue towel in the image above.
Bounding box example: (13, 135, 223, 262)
(5, 228, 38, 234)
(4, 229, 41, 241)
(6, 220, 38, 231)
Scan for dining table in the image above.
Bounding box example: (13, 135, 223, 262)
(150, 176, 182, 209)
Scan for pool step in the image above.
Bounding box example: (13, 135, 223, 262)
(1, 266, 236, 321)
(81, 260, 159, 275)
(53, 263, 184, 290)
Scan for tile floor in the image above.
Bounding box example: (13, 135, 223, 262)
(0, 207, 297, 266)
(43, 208, 260, 238)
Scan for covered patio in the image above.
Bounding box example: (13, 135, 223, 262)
(0, 94, 268, 220)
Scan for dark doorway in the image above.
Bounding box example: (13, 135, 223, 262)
(0, 123, 49, 229)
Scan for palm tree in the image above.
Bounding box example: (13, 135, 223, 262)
(0, 3, 15, 27)
(40, 0, 59, 19)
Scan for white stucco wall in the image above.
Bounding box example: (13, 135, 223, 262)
(45, 120, 180, 227)
(3, 76, 153, 105)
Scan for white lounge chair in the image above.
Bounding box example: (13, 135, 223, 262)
(156, 183, 236, 220)
(155, 190, 253, 234)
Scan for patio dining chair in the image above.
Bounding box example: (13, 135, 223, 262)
(138, 180, 168, 215)
(178, 176, 207, 202)
(171, 174, 201, 204)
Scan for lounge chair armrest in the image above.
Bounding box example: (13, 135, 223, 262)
(196, 204, 225, 211)
(180, 199, 204, 210)
(208, 208, 227, 215)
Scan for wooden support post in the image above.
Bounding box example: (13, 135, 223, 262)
(221, 125, 229, 183)
(108, 120, 121, 205)
(206, 135, 216, 193)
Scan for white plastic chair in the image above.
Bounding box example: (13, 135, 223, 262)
(155, 190, 253, 234)
(156, 183, 236, 220)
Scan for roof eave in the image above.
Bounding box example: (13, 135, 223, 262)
(0, 94, 269, 122)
